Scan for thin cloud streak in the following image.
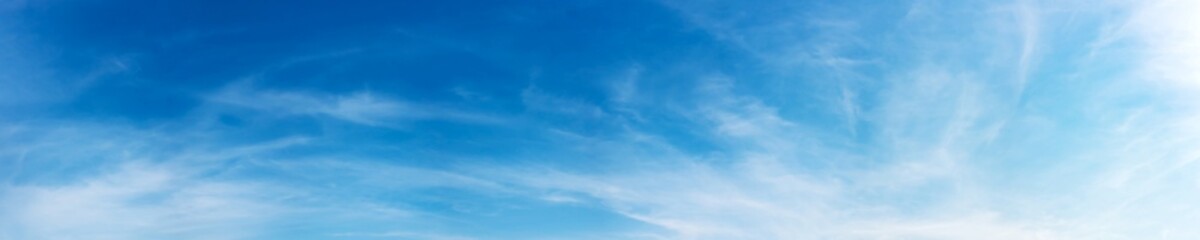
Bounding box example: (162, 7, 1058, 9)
(208, 82, 506, 127)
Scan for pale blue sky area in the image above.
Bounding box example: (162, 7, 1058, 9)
(3, 0, 1200, 239)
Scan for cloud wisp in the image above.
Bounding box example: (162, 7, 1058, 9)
(208, 82, 505, 128)
(5, 0, 1200, 239)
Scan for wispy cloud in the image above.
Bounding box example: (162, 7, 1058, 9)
(208, 81, 504, 127)
(8, 0, 1200, 239)
(332, 231, 477, 240)
(1015, 0, 1041, 96)
(0, 161, 284, 239)
(0, 120, 511, 239)
(1124, 0, 1200, 90)
(463, 1, 1200, 239)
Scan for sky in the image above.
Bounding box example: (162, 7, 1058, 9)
(2, 0, 1200, 239)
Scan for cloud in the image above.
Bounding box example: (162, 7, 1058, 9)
(331, 231, 477, 240)
(456, 2, 1200, 239)
(521, 85, 611, 119)
(1125, 0, 1200, 91)
(208, 82, 504, 127)
(0, 120, 514, 240)
(484, 154, 1092, 239)
(0, 163, 284, 240)
(1015, 0, 1041, 95)
(9, 0, 1200, 239)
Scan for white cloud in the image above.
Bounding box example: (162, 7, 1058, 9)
(208, 82, 503, 127)
(1015, 0, 1041, 95)
(1123, 0, 1200, 90)
(487, 157, 1096, 239)
(0, 163, 283, 240)
(0, 121, 505, 240)
(332, 231, 476, 240)
(11, 1, 1200, 239)
(521, 85, 610, 119)
(457, 2, 1200, 238)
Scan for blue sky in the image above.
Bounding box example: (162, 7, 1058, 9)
(3, 0, 1200, 239)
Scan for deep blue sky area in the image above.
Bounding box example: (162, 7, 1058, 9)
(21, 0, 720, 118)
(4, 0, 1200, 239)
